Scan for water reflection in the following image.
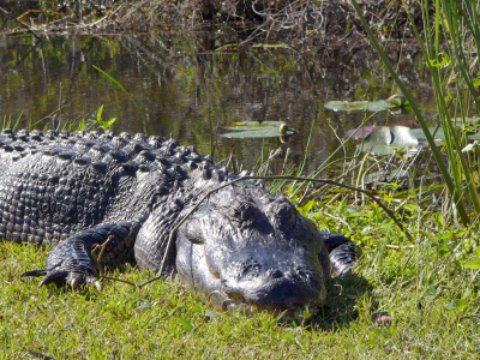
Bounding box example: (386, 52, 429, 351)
(0, 34, 430, 173)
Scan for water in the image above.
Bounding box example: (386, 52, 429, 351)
(0, 34, 433, 174)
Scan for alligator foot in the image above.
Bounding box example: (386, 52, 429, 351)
(321, 233, 361, 275)
(22, 223, 139, 290)
(22, 260, 102, 290)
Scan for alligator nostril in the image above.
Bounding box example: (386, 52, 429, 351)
(271, 270, 284, 279)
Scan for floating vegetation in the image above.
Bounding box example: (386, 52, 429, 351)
(324, 95, 409, 113)
(220, 121, 296, 140)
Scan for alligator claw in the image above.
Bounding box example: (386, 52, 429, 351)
(38, 270, 70, 287)
(21, 268, 70, 287)
(67, 274, 101, 290)
(69, 274, 80, 289)
(23, 268, 101, 291)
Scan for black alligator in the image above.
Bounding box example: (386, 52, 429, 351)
(0, 128, 358, 309)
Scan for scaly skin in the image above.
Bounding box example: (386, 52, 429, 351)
(0, 128, 358, 309)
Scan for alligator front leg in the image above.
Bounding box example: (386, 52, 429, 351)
(320, 232, 361, 275)
(22, 222, 140, 289)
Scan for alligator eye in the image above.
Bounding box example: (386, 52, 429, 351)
(183, 219, 204, 244)
(276, 203, 297, 230)
(237, 203, 273, 234)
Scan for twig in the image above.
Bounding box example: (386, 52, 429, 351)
(91, 235, 114, 276)
(99, 276, 138, 288)
(90, 235, 139, 288)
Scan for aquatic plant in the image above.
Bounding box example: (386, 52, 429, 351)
(351, 0, 480, 224)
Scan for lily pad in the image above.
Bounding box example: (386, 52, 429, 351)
(405, 127, 480, 144)
(409, 127, 480, 142)
(410, 127, 446, 141)
(220, 121, 296, 139)
(450, 116, 480, 124)
(325, 95, 409, 113)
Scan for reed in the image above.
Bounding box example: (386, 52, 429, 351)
(351, 0, 480, 224)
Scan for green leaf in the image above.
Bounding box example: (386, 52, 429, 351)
(93, 104, 117, 130)
(301, 200, 315, 213)
(403, 203, 420, 213)
(444, 298, 469, 311)
(77, 119, 86, 131)
(302, 310, 313, 320)
(462, 257, 480, 270)
(98, 117, 117, 130)
(427, 53, 451, 68)
(176, 317, 194, 331)
(96, 104, 104, 123)
(93, 65, 129, 95)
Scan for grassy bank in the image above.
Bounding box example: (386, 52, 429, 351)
(1, 0, 421, 49)
(1, 192, 478, 358)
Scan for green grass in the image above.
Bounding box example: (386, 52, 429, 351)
(1, 196, 479, 358)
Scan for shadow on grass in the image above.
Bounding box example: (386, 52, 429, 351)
(308, 273, 372, 331)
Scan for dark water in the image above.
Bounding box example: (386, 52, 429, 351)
(0, 34, 433, 174)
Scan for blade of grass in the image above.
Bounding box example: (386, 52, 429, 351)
(92, 65, 146, 121)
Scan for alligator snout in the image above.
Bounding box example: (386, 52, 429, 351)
(224, 267, 325, 309)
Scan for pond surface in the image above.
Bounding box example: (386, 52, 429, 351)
(0, 34, 434, 174)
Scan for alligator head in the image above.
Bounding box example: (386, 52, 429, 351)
(175, 182, 330, 310)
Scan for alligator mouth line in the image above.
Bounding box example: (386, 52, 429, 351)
(206, 289, 321, 318)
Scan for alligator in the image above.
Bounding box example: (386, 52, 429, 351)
(0, 128, 358, 309)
